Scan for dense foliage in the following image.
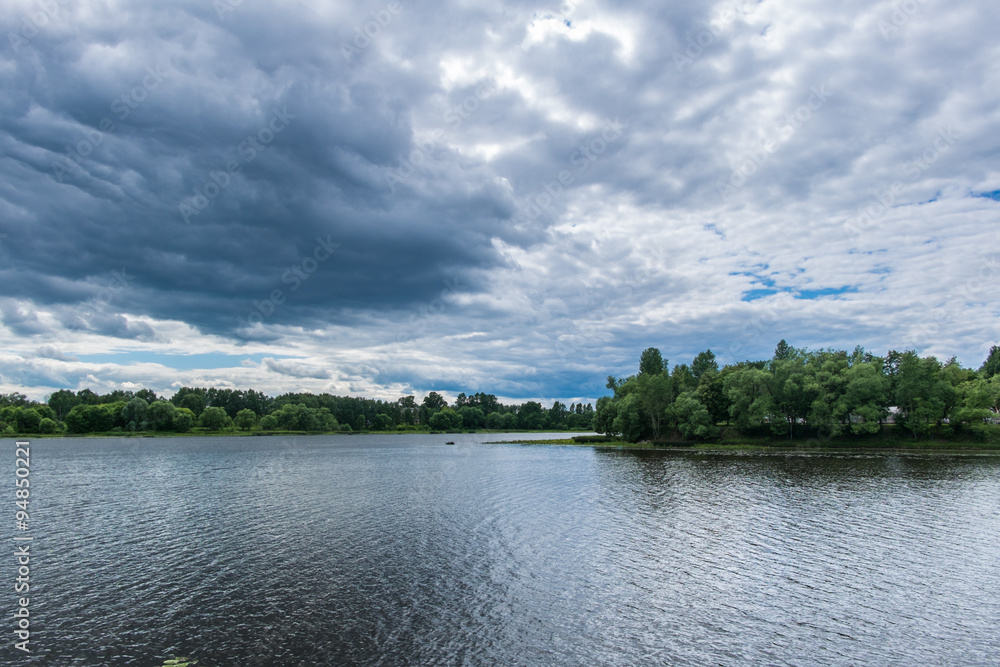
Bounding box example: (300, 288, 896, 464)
(4, 342, 998, 441)
(0, 387, 594, 435)
(594, 343, 1000, 442)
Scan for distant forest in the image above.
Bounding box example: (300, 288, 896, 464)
(0, 387, 594, 435)
(2, 341, 999, 440)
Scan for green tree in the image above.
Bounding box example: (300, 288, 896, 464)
(611, 393, 648, 442)
(234, 409, 258, 431)
(672, 391, 719, 440)
(894, 352, 954, 438)
(636, 372, 674, 439)
(802, 350, 849, 436)
(980, 345, 1000, 379)
(697, 369, 730, 426)
(516, 402, 546, 430)
(316, 408, 339, 431)
(259, 414, 279, 431)
(35, 405, 56, 421)
(121, 397, 151, 432)
(135, 388, 158, 403)
(372, 413, 392, 431)
(670, 363, 696, 393)
(774, 339, 794, 360)
(546, 401, 567, 429)
(179, 392, 206, 417)
(422, 392, 448, 410)
(429, 408, 462, 430)
(76, 388, 101, 405)
(639, 347, 665, 376)
(767, 351, 815, 438)
(961, 375, 1000, 414)
(691, 349, 719, 381)
(835, 361, 889, 435)
(65, 404, 116, 433)
(0, 393, 29, 408)
(63, 405, 88, 433)
(594, 395, 618, 436)
(14, 408, 42, 433)
(458, 406, 485, 429)
(38, 418, 59, 434)
(47, 389, 80, 420)
(172, 408, 196, 433)
(199, 406, 230, 431)
(148, 401, 178, 431)
(486, 411, 506, 429)
(723, 365, 774, 435)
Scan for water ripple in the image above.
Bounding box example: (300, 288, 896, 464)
(5, 437, 1000, 666)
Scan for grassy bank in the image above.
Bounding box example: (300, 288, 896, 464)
(493, 431, 1000, 452)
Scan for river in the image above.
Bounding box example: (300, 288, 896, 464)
(7, 434, 1000, 665)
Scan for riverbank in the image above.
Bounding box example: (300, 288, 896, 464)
(5, 428, 596, 439)
(490, 434, 1000, 453)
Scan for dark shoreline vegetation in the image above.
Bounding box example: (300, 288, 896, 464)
(3, 340, 1000, 450)
(0, 387, 595, 437)
(491, 433, 1000, 452)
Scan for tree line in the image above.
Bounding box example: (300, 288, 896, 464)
(0, 386, 595, 435)
(595, 342, 1000, 442)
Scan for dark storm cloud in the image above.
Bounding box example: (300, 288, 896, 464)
(0, 0, 539, 337)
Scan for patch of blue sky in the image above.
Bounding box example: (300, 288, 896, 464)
(796, 286, 857, 299)
(741, 285, 857, 302)
(741, 288, 780, 302)
(730, 271, 776, 287)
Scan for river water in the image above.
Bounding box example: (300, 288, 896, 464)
(6, 434, 1000, 666)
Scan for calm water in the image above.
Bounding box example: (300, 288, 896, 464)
(5, 434, 1000, 666)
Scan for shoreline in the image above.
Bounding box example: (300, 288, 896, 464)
(10, 432, 1000, 454)
(487, 438, 1000, 454)
(4, 429, 596, 440)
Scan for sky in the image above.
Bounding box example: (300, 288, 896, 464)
(1, 0, 998, 405)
